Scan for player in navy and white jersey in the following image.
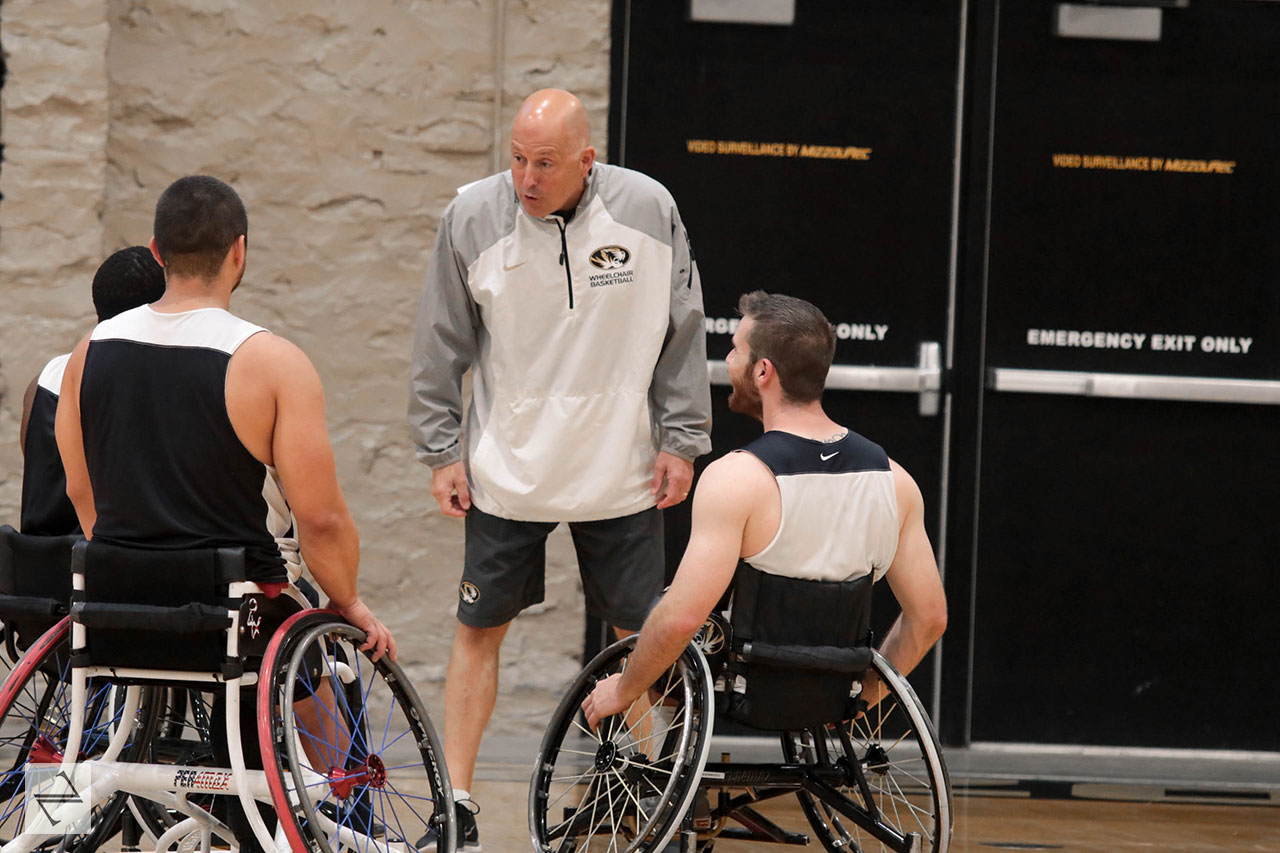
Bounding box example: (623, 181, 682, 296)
(19, 246, 166, 536)
(584, 290, 948, 725)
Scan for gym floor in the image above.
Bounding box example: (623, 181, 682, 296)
(472, 737, 1280, 852)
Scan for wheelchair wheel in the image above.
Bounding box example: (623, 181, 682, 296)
(260, 611, 455, 853)
(530, 636, 715, 853)
(782, 650, 951, 853)
(0, 618, 160, 850)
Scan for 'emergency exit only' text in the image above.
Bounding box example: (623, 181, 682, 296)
(1027, 329, 1254, 354)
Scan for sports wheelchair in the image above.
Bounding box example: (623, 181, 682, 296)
(0, 526, 455, 853)
(529, 566, 951, 853)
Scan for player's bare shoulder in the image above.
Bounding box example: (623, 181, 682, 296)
(226, 331, 326, 463)
(888, 457, 925, 520)
(228, 331, 322, 394)
(232, 328, 303, 366)
(694, 450, 776, 508)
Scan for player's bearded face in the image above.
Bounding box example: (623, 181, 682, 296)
(728, 357, 764, 420)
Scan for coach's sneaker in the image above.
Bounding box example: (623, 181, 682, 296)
(416, 798, 480, 852)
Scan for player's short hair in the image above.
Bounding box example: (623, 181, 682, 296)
(152, 175, 248, 280)
(737, 290, 836, 404)
(91, 246, 166, 322)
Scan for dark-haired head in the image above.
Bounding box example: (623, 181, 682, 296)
(92, 246, 166, 322)
(152, 175, 247, 281)
(737, 290, 836, 404)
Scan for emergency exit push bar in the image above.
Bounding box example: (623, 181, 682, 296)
(707, 342, 943, 416)
(990, 368, 1280, 406)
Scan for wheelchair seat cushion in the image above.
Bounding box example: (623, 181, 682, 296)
(722, 563, 874, 731)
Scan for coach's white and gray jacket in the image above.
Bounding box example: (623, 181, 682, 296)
(409, 163, 713, 522)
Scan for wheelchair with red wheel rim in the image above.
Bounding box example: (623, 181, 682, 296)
(0, 530, 455, 853)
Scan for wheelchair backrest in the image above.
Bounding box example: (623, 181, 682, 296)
(0, 525, 78, 650)
(723, 563, 874, 731)
(71, 539, 247, 675)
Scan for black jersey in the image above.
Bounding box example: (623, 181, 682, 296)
(80, 305, 298, 583)
(736, 429, 898, 583)
(19, 354, 81, 536)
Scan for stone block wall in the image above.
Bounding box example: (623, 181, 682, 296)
(0, 0, 110, 521)
(0, 0, 611, 736)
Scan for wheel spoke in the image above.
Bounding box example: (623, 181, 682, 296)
(569, 715, 604, 744)
(885, 772, 934, 833)
(579, 775, 608, 851)
(378, 778, 436, 827)
(550, 765, 600, 786)
(607, 765, 649, 827)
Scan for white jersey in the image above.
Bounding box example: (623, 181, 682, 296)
(739, 430, 899, 583)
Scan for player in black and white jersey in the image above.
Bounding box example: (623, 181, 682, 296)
(18, 246, 166, 536)
(56, 174, 393, 655)
(56, 175, 394, 850)
(584, 290, 947, 725)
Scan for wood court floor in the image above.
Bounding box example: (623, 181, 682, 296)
(474, 776, 1280, 852)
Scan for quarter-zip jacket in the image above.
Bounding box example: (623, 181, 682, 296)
(409, 163, 713, 522)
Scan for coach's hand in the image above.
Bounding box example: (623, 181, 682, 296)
(332, 597, 398, 662)
(431, 461, 471, 517)
(652, 452, 693, 510)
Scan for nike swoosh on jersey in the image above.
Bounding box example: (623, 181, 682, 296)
(820, 451, 840, 461)
(503, 261, 526, 272)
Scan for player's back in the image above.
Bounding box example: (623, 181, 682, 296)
(738, 428, 899, 583)
(80, 304, 292, 584)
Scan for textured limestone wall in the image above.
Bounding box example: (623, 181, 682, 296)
(0, 0, 111, 528)
(1, 0, 611, 737)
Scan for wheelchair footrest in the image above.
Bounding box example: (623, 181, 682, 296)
(717, 826, 809, 845)
(721, 805, 810, 845)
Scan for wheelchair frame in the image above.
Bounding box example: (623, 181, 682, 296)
(530, 634, 951, 853)
(0, 532, 455, 853)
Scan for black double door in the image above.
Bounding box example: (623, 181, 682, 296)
(610, 0, 1279, 752)
(611, 0, 964, 727)
(964, 1, 1280, 750)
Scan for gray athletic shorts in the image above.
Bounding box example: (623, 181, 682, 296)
(458, 505, 664, 631)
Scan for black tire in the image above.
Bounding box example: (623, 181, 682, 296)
(0, 618, 161, 850)
(260, 612, 455, 853)
(782, 650, 951, 853)
(530, 636, 715, 853)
